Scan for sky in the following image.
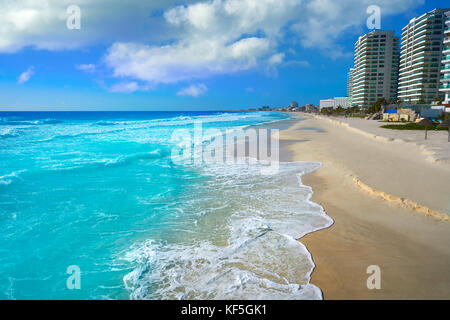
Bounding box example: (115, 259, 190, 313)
(0, 0, 447, 111)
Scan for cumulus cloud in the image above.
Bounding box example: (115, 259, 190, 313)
(177, 83, 208, 97)
(104, 0, 423, 86)
(105, 37, 271, 85)
(268, 53, 285, 65)
(104, 0, 302, 86)
(0, 0, 188, 53)
(17, 66, 35, 84)
(3, 0, 425, 87)
(1, 0, 424, 55)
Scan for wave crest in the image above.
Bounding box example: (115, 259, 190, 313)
(0, 118, 62, 126)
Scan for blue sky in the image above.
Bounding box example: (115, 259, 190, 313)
(0, 0, 446, 110)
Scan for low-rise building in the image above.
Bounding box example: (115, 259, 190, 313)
(334, 97, 351, 108)
(320, 99, 335, 109)
(382, 108, 417, 122)
(320, 97, 351, 109)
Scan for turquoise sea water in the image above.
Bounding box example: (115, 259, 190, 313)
(0, 111, 332, 300)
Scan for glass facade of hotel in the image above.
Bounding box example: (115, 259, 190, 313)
(439, 10, 450, 104)
(398, 8, 449, 104)
(350, 30, 399, 107)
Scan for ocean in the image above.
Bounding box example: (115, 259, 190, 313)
(0, 111, 332, 300)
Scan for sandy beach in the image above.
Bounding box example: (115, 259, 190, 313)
(280, 114, 450, 299)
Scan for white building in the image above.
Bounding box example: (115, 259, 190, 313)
(320, 97, 351, 109)
(439, 10, 450, 104)
(399, 8, 450, 104)
(334, 97, 351, 108)
(350, 30, 400, 107)
(320, 99, 335, 109)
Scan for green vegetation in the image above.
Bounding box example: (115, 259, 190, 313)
(320, 106, 365, 117)
(381, 123, 448, 130)
(379, 118, 408, 123)
(367, 98, 387, 114)
(435, 97, 444, 105)
(320, 108, 330, 115)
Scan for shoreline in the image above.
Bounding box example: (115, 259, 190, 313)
(277, 114, 450, 299)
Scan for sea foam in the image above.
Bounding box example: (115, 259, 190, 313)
(122, 161, 333, 300)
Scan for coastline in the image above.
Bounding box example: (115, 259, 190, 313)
(277, 113, 450, 299)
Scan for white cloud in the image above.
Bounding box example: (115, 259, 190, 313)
(0, 0, 189, 53)
(104, 0, 423, 86)
(0, 0, 424, 55)
(269, 53, 285, 65)
(109, 81, 140, 93)
(291, 0, 424, 58)
(105, 36, 272, 85)
(17, 66, 35, 84)
(283, 60, 310, 68)
(2, 0, 425, 87)
(76, 64, 96, 73)
(177, 84, 208, 97)
(104, 0, 300, 86)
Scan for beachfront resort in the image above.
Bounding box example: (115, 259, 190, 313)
(264, 8, 450, 130)
(339, 8, 450, 125)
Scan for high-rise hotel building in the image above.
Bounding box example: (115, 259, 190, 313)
(398, 8, 449, 104)
(350, 30, 400, 107)
(440, 10, 450, 104)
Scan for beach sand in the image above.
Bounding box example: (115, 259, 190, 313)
(280, 114, 450, 299)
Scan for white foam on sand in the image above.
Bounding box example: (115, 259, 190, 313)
(122, 161, 333, 300)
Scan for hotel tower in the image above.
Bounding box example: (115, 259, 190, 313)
(398, 8, 450, 104)
(350, 30, 400, 107)
(440, 10, 450, 104)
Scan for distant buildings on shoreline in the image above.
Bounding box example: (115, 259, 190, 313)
(249, 102, 319, 113)
(319, 97, 351, 109)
